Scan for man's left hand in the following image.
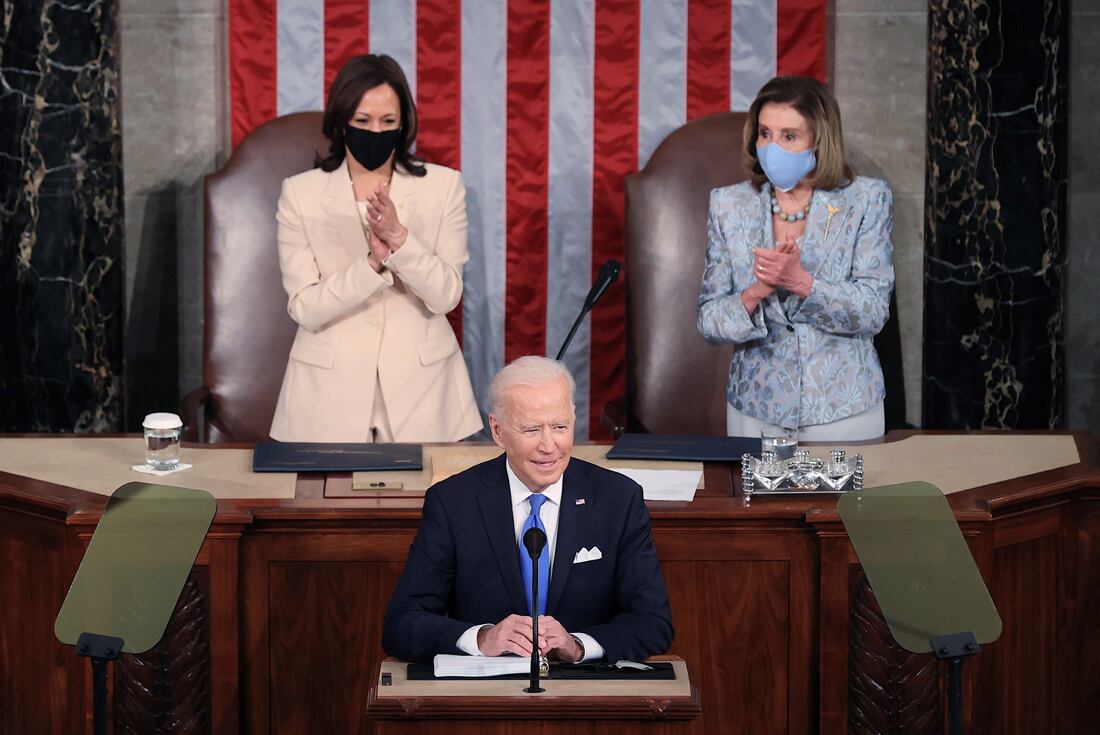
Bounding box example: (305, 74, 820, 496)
(537, 616, 583, 662)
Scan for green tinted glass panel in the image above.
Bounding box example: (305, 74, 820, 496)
(838, 481, 1002, 653)
(55, 483, 216, 654)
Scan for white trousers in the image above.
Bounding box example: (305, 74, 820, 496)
(370, 372, 394, 443)
(727, 401, 885, 442)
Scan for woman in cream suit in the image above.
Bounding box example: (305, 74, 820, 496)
(270, 55, 482, 443)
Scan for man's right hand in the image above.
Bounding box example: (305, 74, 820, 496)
(477, 615, 536, 657)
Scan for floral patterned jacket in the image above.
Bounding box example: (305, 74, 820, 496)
(697, 177, 895, 428)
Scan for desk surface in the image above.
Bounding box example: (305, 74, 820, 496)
(0, 432, 1085, 503)
(0, 437, 298, 498)
(366, 656, 702, 724)
(2, 431, 1097, 735)
(372, 658, 692, 699)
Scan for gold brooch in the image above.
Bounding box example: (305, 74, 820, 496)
(823, 204, 842, 241)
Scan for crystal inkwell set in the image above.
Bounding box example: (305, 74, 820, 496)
(740, 448, 864, 496)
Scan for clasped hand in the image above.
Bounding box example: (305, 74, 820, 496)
(476, 614, 582, 662)
(752, 239, 812, 298)
(364, 183, 407, 271)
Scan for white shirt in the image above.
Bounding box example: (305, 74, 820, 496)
(455, 459, 604, 661)
(507, 460, 563, 567)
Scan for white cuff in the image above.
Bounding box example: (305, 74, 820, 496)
(573, 632, 604, 662)
(456, 624, 491, 656)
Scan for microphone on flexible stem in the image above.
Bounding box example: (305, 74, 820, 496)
(555, 259, 622, 361)
(522, 527, 548, 694)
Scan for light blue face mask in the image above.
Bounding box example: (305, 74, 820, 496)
(756, 142, 816, 192)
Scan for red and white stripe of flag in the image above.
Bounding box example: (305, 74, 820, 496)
(229, 0, 826, 439)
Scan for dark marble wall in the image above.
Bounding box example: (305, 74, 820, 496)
(0, 0, 124, 432)
(1066, 6, 1100, 436)
(924, 0, 1069, 429)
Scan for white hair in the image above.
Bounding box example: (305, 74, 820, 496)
(488, 356, 576, 417)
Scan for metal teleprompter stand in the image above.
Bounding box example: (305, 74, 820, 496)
(54, 483, 215, 735)
(838, 482, 1001, 735)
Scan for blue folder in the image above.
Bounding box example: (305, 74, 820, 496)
(252, 441, 423, 473)
(606, 433, 760, 462)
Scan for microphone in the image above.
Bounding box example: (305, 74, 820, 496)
(523, 527, 547, 694)
(555, 259, 622, 361)
(583, 259, 622, 311)
(523, 526, 547, 560)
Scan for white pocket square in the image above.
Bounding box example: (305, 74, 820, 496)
(573, 546, 603, 564)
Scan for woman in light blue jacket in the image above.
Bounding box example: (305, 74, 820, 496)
(698, 76, 894, 441)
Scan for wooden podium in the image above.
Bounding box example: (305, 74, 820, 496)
(366, 656, 702, 734)
(2, 433, 1098, 733)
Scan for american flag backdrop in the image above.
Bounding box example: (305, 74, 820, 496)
(229, 0, 827, 439)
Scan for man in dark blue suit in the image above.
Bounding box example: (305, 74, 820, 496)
(383, 356, 673, 664)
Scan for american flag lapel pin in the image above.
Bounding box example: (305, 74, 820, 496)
(575, 498, 586, 505)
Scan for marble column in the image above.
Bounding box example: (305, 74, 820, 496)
(923, 0, 1069, 429)
(0, 0, 124, 432)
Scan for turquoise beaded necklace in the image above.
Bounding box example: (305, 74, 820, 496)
(770, 194, 810, 223)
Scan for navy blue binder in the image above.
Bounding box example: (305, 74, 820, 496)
(606, 433, 760, 462)
(251, 442, 423, 473)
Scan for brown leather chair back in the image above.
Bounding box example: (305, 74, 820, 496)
(623, 113, 748, 435)
(201, 113, 327, 442)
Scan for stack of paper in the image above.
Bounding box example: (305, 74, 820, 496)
(609, 468, 702, 502)
(433, 654, 529, 677)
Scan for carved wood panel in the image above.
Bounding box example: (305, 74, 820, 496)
(1, 505, 85, 734)
(663, 559, 792, 735)
(115, 570, 210, 734)
(267, 560, 406, 735)
(1072, 503, 1100, 728)
(983, 532, 1060, 734)
(847, 569, 940, 734)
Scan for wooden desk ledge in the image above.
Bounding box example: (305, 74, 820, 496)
(366, 655, 702, 721)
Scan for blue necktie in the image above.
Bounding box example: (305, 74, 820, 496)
(519, 493, 550, 616)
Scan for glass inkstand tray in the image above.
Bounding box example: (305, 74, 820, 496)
(740, 448, 864, 496)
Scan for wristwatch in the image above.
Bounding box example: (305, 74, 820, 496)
(571, 634, 585, 662)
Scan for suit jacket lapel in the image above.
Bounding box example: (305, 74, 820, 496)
(324, 161, 371, 262)
(546, 462, 591, 615)
(477, 456, 528, 615)
(388, 166, 417, 227)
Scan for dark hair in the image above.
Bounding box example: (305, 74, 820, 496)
(316, 54, 426, 176)
(743, 75, 854, 191)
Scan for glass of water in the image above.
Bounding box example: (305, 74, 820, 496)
(761, 425, 797, 461)
(143, 412, 182, 471)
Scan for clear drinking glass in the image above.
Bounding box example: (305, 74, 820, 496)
(761, 425, 798, 461)
(143, 413, 182, 471)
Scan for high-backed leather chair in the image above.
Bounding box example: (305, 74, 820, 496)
(602, 113, 746, 436)
(605, 112, 906, 436)
(181, 113, 327, 442)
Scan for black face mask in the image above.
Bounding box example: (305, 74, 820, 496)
(344, 126, 401, 170)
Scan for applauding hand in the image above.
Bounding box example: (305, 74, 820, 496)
(365, 183, 408, 251)
(753, 239, 813, 298)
